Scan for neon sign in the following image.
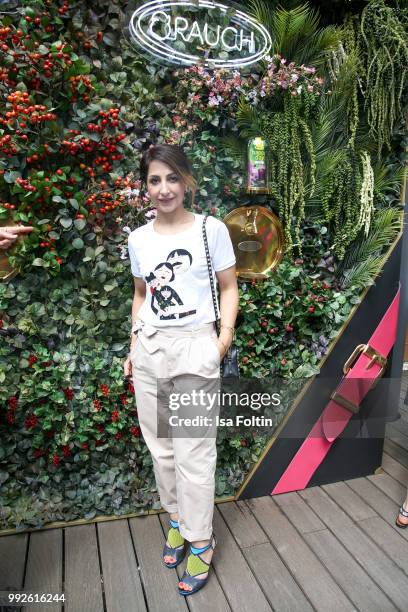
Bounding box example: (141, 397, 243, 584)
(128, 0, 272, 68)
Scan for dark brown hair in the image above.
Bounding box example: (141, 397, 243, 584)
(140, 144, 197, 206)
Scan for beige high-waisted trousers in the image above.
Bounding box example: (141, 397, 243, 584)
(130, 321, 220, 542)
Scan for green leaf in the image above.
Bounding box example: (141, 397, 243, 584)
(72, 238, 84, 249)
(60, 218, 72, 229)
(103, 33, 116, 46)
(4, 170, 21, 183)
(74, 218, 86, 230)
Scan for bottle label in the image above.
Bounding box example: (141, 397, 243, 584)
(248, 138, 267, 189)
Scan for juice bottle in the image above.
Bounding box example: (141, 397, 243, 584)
(246, 137, 269, 193)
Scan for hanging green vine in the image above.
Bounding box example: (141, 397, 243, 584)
(259, 95, 317, 255)
(342, 17, 363, 150)
(360, 0, 408, 156)
(326, 18, 361, 150)
(319, 147, 377, 260)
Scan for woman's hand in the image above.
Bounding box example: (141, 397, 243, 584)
(123, 353, 132, 378)
(216, 338, 229, 360)
(0, 226, 33, 250)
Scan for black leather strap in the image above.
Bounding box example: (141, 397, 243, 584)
(202, 215, 220, 334)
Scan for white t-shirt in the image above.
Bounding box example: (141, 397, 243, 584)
(127, 213, 236, 327)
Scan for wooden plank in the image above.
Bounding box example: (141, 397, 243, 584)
(129, 515, 188, 612)
(210, 506, 272, 612)
(64, 524, 104, 612)
(246, 496, 354, 611)
(382, 451, 408, 486)
(383, 438, 408, 469)
(98, 520, 146, 612)
(23, 530, 63, 612)
(158, 512, 231, 612)
(244, 542, 313, 612)
(387, 416, 408, 438)
(322, 481, 377, 522)
(300, 486, 408, 610)
(217, 501, 269, 548)
(220, 499, 313, 611)
(278, 490, 394, 612)
(367, 472, 406, 504)
(345, 477, 408, 547)
(304, 529, 397, 612)
(358, 516, 408, 576)
(386, 424, 408, 451)
(274, 491, 328, 533)
(0, 534, 28, 590)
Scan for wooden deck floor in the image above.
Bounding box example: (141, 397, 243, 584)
(1, 374, 408, 612)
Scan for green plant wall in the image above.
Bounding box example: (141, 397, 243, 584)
(0, 0, 406, 529)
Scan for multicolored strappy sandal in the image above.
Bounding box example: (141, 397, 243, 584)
(178, 534, 217, 596)
(162, 518, 186, 568)
(395, 504, 408, 528)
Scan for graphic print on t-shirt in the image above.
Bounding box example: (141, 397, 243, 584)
(145, 248, 197, 320)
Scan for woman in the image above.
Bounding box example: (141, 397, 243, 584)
(123, 143, 239, 596)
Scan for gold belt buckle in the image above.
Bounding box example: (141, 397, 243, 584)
(343, 343, 387, 376)
(333, 344, 388, 415)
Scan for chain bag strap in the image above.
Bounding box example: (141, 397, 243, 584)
(202, 216, 240, 378)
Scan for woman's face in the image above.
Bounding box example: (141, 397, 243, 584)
(147, 160, 186, 215)
(155, 264, 172, 284)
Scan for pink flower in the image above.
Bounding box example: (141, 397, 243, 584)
(208, 96, 220, 107)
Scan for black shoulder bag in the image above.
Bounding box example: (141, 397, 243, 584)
(202, 215, 240, 378)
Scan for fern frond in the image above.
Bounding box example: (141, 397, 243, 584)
(248, 1, 340, 67)
(246, 0, 278, 34)
(235, 97, 263, 137)
(216, 135, 246, 162)
(339, 208, 402, 288)
(273, 4, 339, 66)
(341, 209, 402, 269)
(373, 164, 406, 199)
(339, 256, 385, 290)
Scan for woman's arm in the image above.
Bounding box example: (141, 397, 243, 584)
(215, 265, 239, 357)
(130, 276, 146, 350)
